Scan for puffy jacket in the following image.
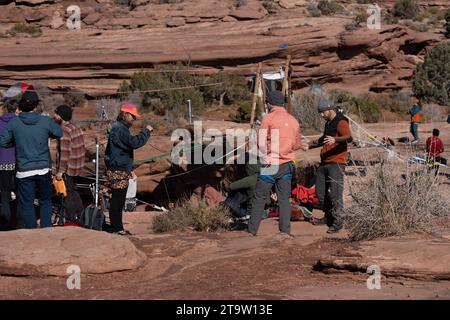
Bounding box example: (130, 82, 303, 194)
(258, 106, 301, 165)
(0, 113, 16, 166)
(0, 112, 62, 172)
(409, 104, 422, 123)
(104, 121, 150, 173)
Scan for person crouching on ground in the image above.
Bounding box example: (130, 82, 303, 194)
(0, 89, 63, 229)
(54, 105, 86, 224)
(305, 99, 352, 234)
(247, 90, 302, 237)
(426, 128, 446, 172)
(104, 103, 152, 236)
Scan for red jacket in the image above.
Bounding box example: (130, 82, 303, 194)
(426, 136, 444, 158)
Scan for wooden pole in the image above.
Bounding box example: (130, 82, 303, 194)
(287, 62, 293, 114)
(250, 63, 262, 128)
(282, 55, 291, 98)
(259, 71, 266, 116)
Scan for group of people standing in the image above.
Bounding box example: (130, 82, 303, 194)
(0, 86, 152, 235)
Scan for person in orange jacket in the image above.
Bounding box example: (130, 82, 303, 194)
(247, 90, 301, 237)
(408, 96, 423, 144)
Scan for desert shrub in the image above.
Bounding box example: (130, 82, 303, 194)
(202, 72, 251, 107)
(383, 91, 411, 114)
(413, 43, 450, 104)
(262, 0, 277, 13)
(118, 63, 206, 116)
(306, 2, 322, 17)
(64, 91, 86, 108)
(230, 100, 252, 123)
(336, 94, 381, 123)
(345, 12, 368, 31)
(152, 198, 231, 233)
(393, 0, 419, 20)
(10, 23, 42, 37)
(383, 11, 399, 25)
(292, 92, 326, 131)
(317, 0, 343, 16)
(445, 9, 450, 38)
(404, 20, 429, 32)
(343, 161, 450, 241)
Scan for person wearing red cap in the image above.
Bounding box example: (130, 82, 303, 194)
(104, 103, 153, 235)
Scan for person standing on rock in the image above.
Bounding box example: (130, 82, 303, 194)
(0, 102, 18, 230)
(104, 103, 152, 236)
(0, 89, 63, 229)
(305, 99, 352, 234)
(53, 105, 86, 224)
(247, 90, 302, 237)
(408, 95, 423, 144)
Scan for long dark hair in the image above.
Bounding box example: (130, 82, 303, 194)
(116, 111, 127, 122)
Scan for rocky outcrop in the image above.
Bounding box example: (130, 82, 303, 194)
(0, 227, 147, 277)
(316, 236, 450, 280)
(0, 0, 446, 96)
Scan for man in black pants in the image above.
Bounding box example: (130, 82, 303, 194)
(306, 100, 352, 234)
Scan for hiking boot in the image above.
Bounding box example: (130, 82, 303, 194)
(411, 139, 419, 145)
(311, 216, 327, 226)
(115, 229, 132, 236)
(327, 223, 343, 234)
(273, 232, 295, 241)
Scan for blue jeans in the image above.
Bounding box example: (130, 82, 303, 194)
(17, 172, 53, 229)
(410, 122, 419, 141)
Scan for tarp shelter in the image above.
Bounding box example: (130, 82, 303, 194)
(248, 69, 286, 113)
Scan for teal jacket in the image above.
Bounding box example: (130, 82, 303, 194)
(0, 112, 62, 172)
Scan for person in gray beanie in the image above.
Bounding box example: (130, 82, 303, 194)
(305, 99, 352, 233)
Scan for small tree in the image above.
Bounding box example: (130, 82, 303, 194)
(413, 43, 450, 104)
(393, 0, 419, 20)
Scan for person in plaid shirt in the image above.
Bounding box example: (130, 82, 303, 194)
(54, 105, 85, 224)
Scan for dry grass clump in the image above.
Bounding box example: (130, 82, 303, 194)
(152, 198, 231, 233)
(343, 161, 450, 241)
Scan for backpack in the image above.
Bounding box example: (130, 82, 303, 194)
(80, 205, 104, 231)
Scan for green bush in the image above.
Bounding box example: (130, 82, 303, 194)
(119, 64, 251, 118)
(118, 63, 205, 116)
(10, 23, 42, 36)
(393, 0, 419, 20)
(413, 43, 450, 104)
(317, 0, 343, 16)
(348, 95, 381, 123)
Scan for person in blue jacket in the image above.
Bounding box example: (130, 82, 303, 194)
(0, 89, 62, 229)
(408, 96, 422, 144)
(104, 103, 152, 235)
